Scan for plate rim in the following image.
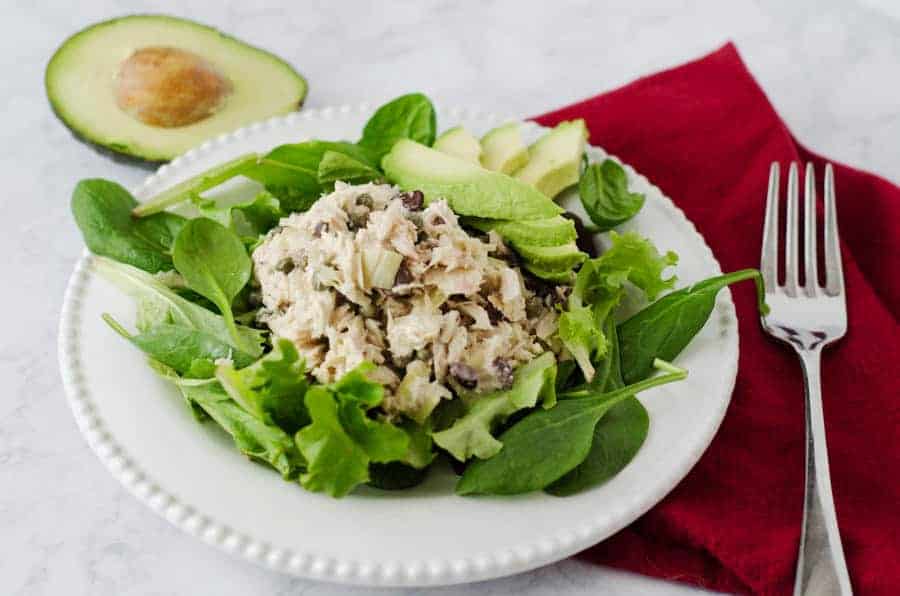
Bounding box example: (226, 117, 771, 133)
(57, 103, 739, 587)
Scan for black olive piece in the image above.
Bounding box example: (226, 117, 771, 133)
(313, 221, 329, 238)
(401, 190, 425, 211)
(493, 357, 514, 389)
(275, 257, 295, 274)
(431, 215, 445, 226)
(449, 362, 478, 389)
(393, 264, 414, 286)
(562, 211, 599, 258)
(484, 300, 505, 324)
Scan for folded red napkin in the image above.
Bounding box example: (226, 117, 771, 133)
(534, 43, 900, 595)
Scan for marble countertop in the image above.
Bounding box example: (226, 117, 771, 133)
(2, 1, 898, 594)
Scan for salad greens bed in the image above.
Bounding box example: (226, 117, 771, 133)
(71, 93, 765, 498)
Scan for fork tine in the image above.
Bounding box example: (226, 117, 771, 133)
(761, 162, 780, 291)
(803, 163, 819, 296)
(823, 164, 844, 295)
(784, 163, 800, 295)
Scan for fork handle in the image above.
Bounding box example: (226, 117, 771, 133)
(794, 349, 853, 596)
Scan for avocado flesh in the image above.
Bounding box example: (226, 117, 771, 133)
(382, 139, 562, 221)
(510, 241, 587, 272)
(481, 122, 529, 174)
(433, 126, 482, 164)
(464, 215, 577, 247)
(523, 262, 576, 284)
(46, 15, 307, 162)
(514, 120, 588, 198)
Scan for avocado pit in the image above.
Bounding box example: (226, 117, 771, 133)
(115, 46, 232, 128)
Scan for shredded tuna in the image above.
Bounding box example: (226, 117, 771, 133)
(252, 182, 564, 420)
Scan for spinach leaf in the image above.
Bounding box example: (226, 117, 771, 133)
(547, 322, 650, 496)
(197, 191, 282, 242)
(456, 360, 687, 495)
(245, 141, 378, 212)
(215, 339, 310, 434)
(133, 153, 260, 217)
(294, 363, 409, 497)
(172, 219, 253, 354)
(317, 150, 381, 187)
(72, 179, 186, 273)
(578, 159, 645, 231)
(94, 257, 265, 357)
(618, 269, 765, 384)
(358, 93, 437, 160)
(179, 381, 305, 478)
(103, 314, 255, 378)
(432, 352, 557, 462)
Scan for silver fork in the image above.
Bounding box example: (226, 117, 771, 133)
(760, 162, 852, 596)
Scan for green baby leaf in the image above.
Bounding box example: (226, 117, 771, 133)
(618, 269, 764, 384)
(179, 381, 305, 478)
(133, 153, 260, 217)
(456, 360, 686, 495)
(317, 150, 381, 187)
(197, 191, 282, 242)
(94, 257, 265, 357)
(172, 218, 253, 354)
(72, 179, 186, 273)
(293, 363, 409, 497)
(103, 314, 255, 378)
(432, 352, 557, 462)
(578, 159, 645, 231)
(359, 93, 437, 159)
(216, 338, 310, 434)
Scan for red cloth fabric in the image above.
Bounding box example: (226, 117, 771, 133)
(533, 43, 900, 595)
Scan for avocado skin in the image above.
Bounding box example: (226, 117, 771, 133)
(45, 14, 308, 164)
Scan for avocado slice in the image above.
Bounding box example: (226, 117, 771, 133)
(514, 120, 588, 198)
(511, 241, 587, 272)
(46, 15, 307, 162)
(523, 262, 576, 284)
(382, 139, 563, 221)
(480, 122, 529, 174)
(433, 126, 482, 164)
(465, 215, 577, 247)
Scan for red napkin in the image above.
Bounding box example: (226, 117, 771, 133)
(534, 43, 900, 595)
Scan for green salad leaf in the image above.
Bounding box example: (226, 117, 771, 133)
(559, 232, 677, 381)
(94, 257, 265, 357)
(432, 352, 557, 462)
(216, 339, 310, 434)
(196, 191, 282, 243)
(618, 269, 765, 383)
(294, 363, 409, 497)
(578, 160, 645, 231)
(246, 141, 378, 212)
(358, 93, 437, 159)
(179, 381, 305, 478)
(317, 150, 381, 187)
(132, 153, 260, 217)
(72, 179, 186, 273)
(456, 360, 686, 495)
(103, 314, 255, 378)
(172, 218, 253, 354)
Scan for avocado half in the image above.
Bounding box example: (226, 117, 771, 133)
(46, 15, 308, 162)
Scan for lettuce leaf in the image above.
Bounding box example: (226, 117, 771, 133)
(294, 363, 408, 497)
(559, 232, 676, 382)
(216, 339, 310, 434)
(432, 352, 557, 462)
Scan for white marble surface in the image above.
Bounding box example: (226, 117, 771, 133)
(2, 1, 898, 594)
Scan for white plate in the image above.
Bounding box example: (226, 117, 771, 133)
(58, 104, 739, 587)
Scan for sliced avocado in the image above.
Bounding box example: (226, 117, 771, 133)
(523, 263, 576, 284)
(465, 215, 577, 247)
(46, 15, 307, 162)
(433, 126, 482, 164)
(481, 122, 529, 174)
(514, 120, 588, 198)
(511, 241, 587, 271)
(382, 139, 562, 221)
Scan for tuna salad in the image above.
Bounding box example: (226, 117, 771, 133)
(75, 93, 752, 499)
(252, 182, 564, 422)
